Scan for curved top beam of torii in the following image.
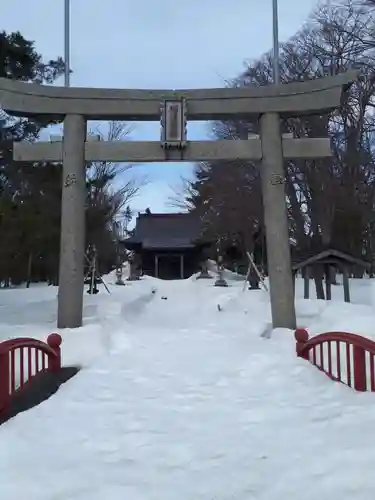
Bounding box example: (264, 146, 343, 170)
(0, 70, 358, 121)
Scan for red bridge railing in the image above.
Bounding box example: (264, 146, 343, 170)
(295, 328, 375, 392)
(0, 333, 62, 416)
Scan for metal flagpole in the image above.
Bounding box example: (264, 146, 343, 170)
(64, 0, 70, 87)
(272, 0, 280, 84)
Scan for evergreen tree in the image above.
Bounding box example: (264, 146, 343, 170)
(0, 32, 143, 286)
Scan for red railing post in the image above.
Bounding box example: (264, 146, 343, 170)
(47, 333, 62, 372)
(353, 345, 367, 392)
(295, 328, 310, 360)
(0, 350, 10, 416)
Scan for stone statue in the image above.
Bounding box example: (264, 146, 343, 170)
(115, 267, 125, 286)
(214, 255, 228, 287)
(196, 259, 212, 279)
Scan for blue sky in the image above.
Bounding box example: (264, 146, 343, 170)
(2, 0, 318, 214)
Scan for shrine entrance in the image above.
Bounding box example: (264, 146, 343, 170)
(155, 254, 183, 280)
(0, 71, 357, 329)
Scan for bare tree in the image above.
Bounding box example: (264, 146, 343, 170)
(85, 120, 148, 268)
(87, 120, 148, 212)
(185, 0, 375, 293)
(168, 176, 196, 211)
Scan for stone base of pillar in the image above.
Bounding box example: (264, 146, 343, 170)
(248, 284, 260, 290)
(214, 278, 228, 287)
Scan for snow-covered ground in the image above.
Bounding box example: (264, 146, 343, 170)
(1, 273, 375, 499)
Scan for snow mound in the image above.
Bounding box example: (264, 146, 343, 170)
(207, 259, 246, 282)
(1, 278, 375, 499)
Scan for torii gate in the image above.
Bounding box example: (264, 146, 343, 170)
(0, 71, 357, 330)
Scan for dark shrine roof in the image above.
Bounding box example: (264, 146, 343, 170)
(122, 212, 206, 250)
(292, 247, 371, 271)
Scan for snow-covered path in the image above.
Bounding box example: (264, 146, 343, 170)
(1, 278, 375, 499)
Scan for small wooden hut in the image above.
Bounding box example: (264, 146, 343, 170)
(292, 248, 370, 303)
